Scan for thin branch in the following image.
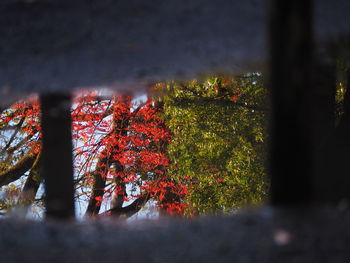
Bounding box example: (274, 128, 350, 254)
(5, 133, 35, 155)
(0, 116, 26, 155)
(131, 101, 148, 117)
(172, 97, 267, 111)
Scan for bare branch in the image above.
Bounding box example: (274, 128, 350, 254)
(102, 194, 151, 219)
(84, 153, 109, 217)
(0, 116, 26, 155)
(18, 154, 42, 207)
(0, 150, 37, 187)
(172, 97, 267, 111)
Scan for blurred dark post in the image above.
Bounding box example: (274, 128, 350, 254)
(312, 45, 350, 202)
(268, 0, 313, 204)
(40, 93, 75, 219)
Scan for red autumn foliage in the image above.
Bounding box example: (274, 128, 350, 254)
(0, 91, 187, 217)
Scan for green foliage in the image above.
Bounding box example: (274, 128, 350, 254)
(159, 74, 268, 215)
(335, 57, 350, 124)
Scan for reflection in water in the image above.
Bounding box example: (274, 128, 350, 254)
(0, 75, 268, 220)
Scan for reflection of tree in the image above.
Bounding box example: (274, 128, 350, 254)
(0, 93, 186, 219)
(159, 75, 269, 215)
(0, 75, 272, 218)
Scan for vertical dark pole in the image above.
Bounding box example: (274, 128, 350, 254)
(313, 50, 350, 202)
(268, 0, 313, 205)
(40, 93, 75, 219)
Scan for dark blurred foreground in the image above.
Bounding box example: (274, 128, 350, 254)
(1, 206, 350, 263)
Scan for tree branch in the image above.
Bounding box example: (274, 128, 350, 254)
(0, 150, 37, 187)
(0, 115, 26, 155)
(18, 153, 41, 203)
(172, 97, 267, 111)
(102, 194, 151, 219)
(5, 133, 35, 155)
(84, 154, 108, 217)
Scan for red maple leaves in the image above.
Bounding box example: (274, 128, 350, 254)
(1, 92, 187, 217)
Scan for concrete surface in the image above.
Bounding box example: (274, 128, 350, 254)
(0, 0, 266, 105)
(1, 0, 349, 105)
(1, 206, 350, 262)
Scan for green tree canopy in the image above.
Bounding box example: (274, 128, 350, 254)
(157, 74, 269, 215)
